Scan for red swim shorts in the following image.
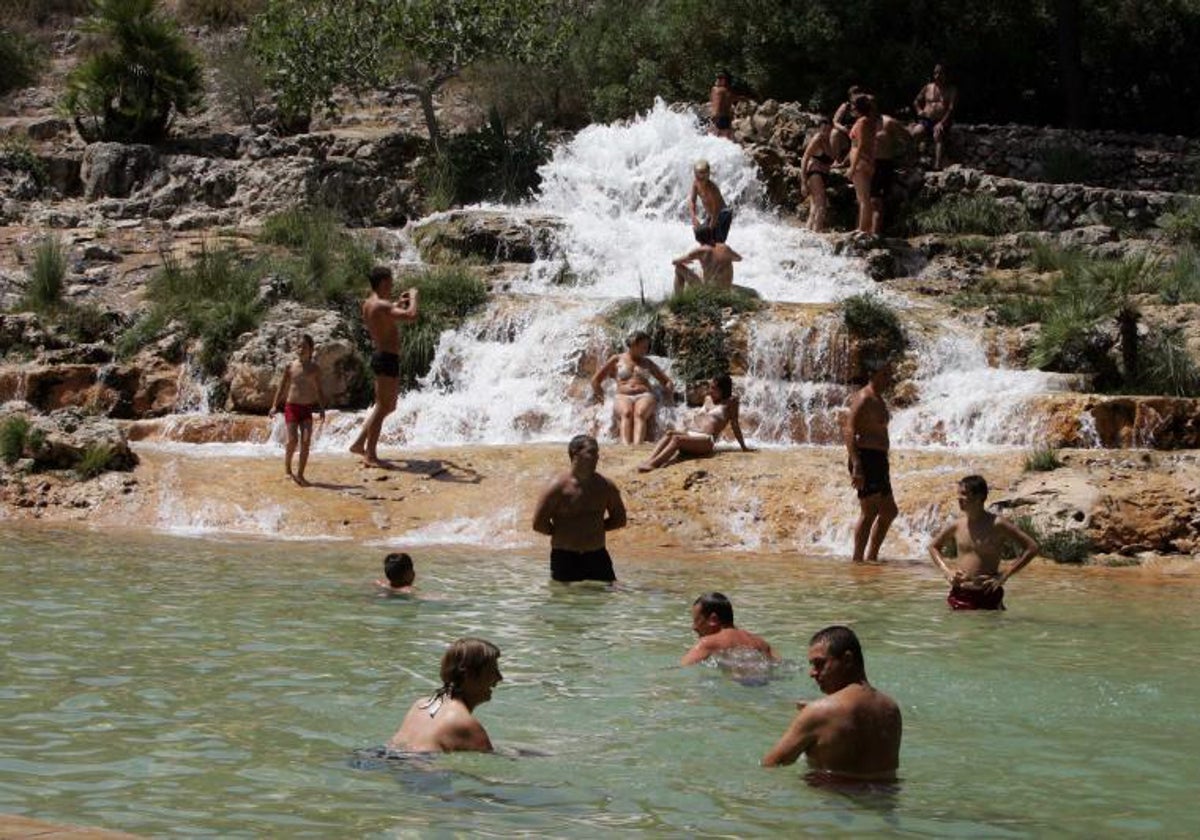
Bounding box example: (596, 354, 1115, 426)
(284, 402, 316, 425)
(947, 584, 1005, 611)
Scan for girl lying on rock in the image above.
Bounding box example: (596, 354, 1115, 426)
(637, 374, 753, 472)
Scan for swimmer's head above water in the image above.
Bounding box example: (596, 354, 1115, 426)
(692, 592, 735, 635)
(383, 552, 415, 588)
(437, 638, 503, 704)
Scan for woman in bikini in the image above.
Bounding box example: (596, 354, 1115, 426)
(848, 94, 880, 234)
(637, 374, 751, 472)
(591, 330, 674, 445)
(800, 116, 835, 232)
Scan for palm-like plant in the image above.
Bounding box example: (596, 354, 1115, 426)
(64, 0, 203, 143)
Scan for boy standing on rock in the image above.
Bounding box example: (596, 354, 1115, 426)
(269, 333, 327, 486)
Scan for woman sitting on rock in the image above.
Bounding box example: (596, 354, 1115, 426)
(637, 374, 751, 472)
(591, 331, 674, 445)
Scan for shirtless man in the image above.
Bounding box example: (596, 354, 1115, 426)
(531, 434, 627, 584)
(910, 64, 957, 170)
(709, 70, 739, 139)
(672, 241, 742, 293)
(845, 358, 897, 563)
(928, 475, 1040, 610)
(762, 626, 901, 779)
(689, 160, 733, 244)
(268, 333, 326, 486)
(349, 266, 418, 467)
(682, 592, 777, 665)
(387, 638, 502, 754)
(869, 114, 908, 235)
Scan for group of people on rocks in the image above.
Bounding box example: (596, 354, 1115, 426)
(711, 65, 958, 235)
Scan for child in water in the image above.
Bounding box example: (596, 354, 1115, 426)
(268, 334, 327, 486)
(375, 552, 415, 595)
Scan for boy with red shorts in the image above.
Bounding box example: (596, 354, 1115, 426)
(269, 334, 327, 486)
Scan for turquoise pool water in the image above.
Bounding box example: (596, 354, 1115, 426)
(2, 526, 1198, 837)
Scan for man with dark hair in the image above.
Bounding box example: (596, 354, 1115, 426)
(762, 626, 901, 778)
(682, 592, 776, 665)
(531, 435, 627, 583)
(376, 552, 415, 594)
(709, 70, 740, 139)
(350, 265, 419, 467)
(845, 358, 898, 562)
(910, 64, 957, 170)
(671, 238, 742, 293)
(928, 474, 1040, 610)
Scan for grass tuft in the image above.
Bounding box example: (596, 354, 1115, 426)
(1, 415, 31, 465)
(23, 235, 67, 312)
(75, 443, 114, 479)
(1024, 446, 1063, 472)
(915, 194, 1032, 236)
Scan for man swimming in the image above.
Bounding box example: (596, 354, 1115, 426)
(910, 64, 957, 170)
(531, 434, 627, 584)
(709, 70, 739, 139)
(689, 160, 733, 244)
(375, 552, 415, 596)
(672, 239, 742, 293)
(387, 638, 502, 753)
(349, 266, 419, 467)
(762, 625, 901, 780)
(682, 592, 777, 665)
(845, 358, 898, 563)
(927, 475, 1040, 610)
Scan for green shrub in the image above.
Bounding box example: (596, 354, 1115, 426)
(1128, 327, 1200, 397)
(0, 0, 88, 24)
(992, 296, 1048, 326)
(75, 443, 114, 479)
(0, 415, 31, 465)
(667, 285, 762, 319)
(259, 207, 378, 306)
(1039, 529, 1092, 564)
(841, 293, 907, 363)
(1028, 241, 1088, 275)
(0, 136, 48, 188)
(178, 0, 265, 26)
(394, 266, 490, 387)
(260, 206, 339, 249)
(207, 35, 268, 126)
(915, 194, 1032, 236)
(0, 27, 43, 96)
(1157, 201, 1200, 247)
(1159, 244, 1200, 305)
(23, 235, 67, 312)
(64, 0, 203, 143)
(603, 298, 664, 352)
(1039, 145, 1099, 185)
(1024, 446, 1063, 472)
(58, 303, 114, 344)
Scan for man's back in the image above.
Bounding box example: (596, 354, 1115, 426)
(807, 684, 901, 777)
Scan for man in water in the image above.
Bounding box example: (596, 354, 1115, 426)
(682, 592, 777, 665)
(928, 474, 1040, 610)
(762, 625, 901, 779)
(910, 64, 957, 170)
(845, 358, 898, 563)
(349, 266, 419, 467)
(672, 238, 742, 293)
(387, 638, 502, 753)
(531, 434, 627, 584)
(375, 552, 416, 596)
(689, 160, 733, 244)
(709, 70, 740, 139)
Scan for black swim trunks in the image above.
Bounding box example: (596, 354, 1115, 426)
(853, 448, 892, 499)
(370, 351, 400, 379)
(695, 207, 735, 246)
(550, 547, 617, 583)
(714, 115, 732, 130)
(870, 159, 895, 199)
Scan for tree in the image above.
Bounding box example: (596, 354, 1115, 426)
(64, 0, 203, 143)
(251, 0, 568, 146)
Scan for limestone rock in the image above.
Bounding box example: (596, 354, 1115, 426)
(0, 405, 137, 474)
(81, 143, 162, 200)
(411, 210, 565, 264)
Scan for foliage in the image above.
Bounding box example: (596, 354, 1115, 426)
(1128, 327, 1200, 397)
(1159, 245, 1200, 305)
(0, 26, 44, 96)
(178, 0, 264, 27)
(259, 207, 377, 306)
(75, 443, 114, 479)
(206, 34, 267, 127)
(603, 298, 664, 353)
(64, 0, 203, 143)
(119, 244, 263, 376)
(0, 0, 88, 24)
(0, 136, 48, 188)
(395, 266, 489, 387)
(1029, 240, 1087, 275)
(662, 286, 760, 384)
(1156, 201, 1200, 248)
(992, 296, 1048, 326)
(0, 415, 32, 465)
(416, 111, 551, 211)
(1038, 529, 1092, 564)
(841, 293, 907, 362)
(23, 235, 67, 313)
(915, 194, 1032, 236)
(667, 285, 762, 319)
(58, 303, 115, 344)
(1039, 145, 1098, 184)
(1024, 446, 1063, 472)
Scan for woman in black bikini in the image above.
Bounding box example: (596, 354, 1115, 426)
(800, 116, 835, 232)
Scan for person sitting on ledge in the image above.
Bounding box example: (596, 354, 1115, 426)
(927, 474, 1040, 611)
(672, 233, 743, 294)
(387, 638, 502, 754)
(637, 374, 752, 472)
(682, 592, 777, 665)
(375, 552, 415, 595)
(591, 330, 674, 446)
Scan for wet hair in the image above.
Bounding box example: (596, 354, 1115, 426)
(959, 474, 989, 500)
(694, 158, 710, 174)
(368, 265, 393, 291)
(626, 330, 651, 349)
(568, 433, 597, 459)
(383, 552, 414, 586)
(694, 225, 716, 246)
(712, 373, 733, 401)
(810, 625, 864, 668)
(299, 334, 314, 350)
(851, 94, 875, 116)
(437, 638, 501, 700)
(694, 592, 734, 626)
